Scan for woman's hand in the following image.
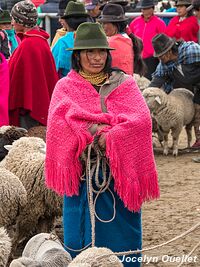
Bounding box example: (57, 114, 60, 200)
(96, 123, 109, 132)
(98, 133, 106, 150)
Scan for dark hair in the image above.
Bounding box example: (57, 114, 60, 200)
(112, 21, 147, 76)
(64, 16, 88, 31)
(71, 50, 113, 73)
(186, 7, 194, 17)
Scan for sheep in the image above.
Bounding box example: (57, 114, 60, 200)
(143, 87, 195, 156)
(0, 125, 46, 162)
(0, 126, 28, 161)
(9, 233, 72, 267)
(68, 247, 123, 267)
(27, 126, 46, 142)
(133, 73, 150, 92)
(0, 167, 27, 233)
(0, 227, 12, 267)
(2, 137, 62, 252)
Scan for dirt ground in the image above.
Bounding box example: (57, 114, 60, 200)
(13, 130, 200, 267)
(142, 130, 200, 267)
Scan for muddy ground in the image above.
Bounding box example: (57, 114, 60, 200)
(142, 130, 200, 267)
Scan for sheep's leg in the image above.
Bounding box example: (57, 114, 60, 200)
(171, 128, 181, 156)
(163, 133, 169, 155)
(185, 124, 193, 148)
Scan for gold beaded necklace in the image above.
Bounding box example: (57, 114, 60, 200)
(79, 70, 108, 86)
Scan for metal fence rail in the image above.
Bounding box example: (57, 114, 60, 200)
(38, 12, 178, 43)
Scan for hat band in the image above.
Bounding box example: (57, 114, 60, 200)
(100, 14, 126, 20)
(74, 38, 109, 48)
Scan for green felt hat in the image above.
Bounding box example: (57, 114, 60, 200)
(61, 1, 88, 18)
(0, 10, 11, 24)
(68, 22, 114, 50)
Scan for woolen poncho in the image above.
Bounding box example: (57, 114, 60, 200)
(9, 28, 58, 126)
(45, 70, 159, 212)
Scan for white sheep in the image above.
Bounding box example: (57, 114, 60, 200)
(2, 137, 62, 251)
(9, 233, 72, 267)
(0, 168, 27, 228)
(143, 87, 195, 156)
(68, 247, 123, 267)
(0, 227, 12, 267)
(133, 74, 150, 92)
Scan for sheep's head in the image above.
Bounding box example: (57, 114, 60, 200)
(143, 87, 167, 112)
(4, 137, 46, 155)
(0, 126, 28, 161)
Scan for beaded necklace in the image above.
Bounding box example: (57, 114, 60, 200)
(79, 70, 108, 86)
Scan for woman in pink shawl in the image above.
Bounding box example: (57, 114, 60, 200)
(0, 52, 9, 126)
(45, 22, 159, 266)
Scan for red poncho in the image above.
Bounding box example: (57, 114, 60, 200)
(45, 70, 159, 212)
(9, 28, 58, 126)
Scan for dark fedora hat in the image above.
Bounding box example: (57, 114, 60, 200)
(98, 3, 128, 22)
(99, 0, 128, 11)
(138, 0, 155, 9)
(61, 1, 89, 18)
(57, 0, 76, 17)
(152, 33, 176, 57)
(175, 0, 191, 5)
(67, 22, 114, 50)
(0, 9, 11, 24)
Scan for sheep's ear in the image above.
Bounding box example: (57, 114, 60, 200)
(4, 145, 12, 151)
(155, 96, 161, 105)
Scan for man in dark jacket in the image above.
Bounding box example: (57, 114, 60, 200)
(150, 33, 200, 150)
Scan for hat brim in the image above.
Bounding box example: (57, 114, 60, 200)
(67, 46, 115, 50)
(138, 4, 154, 8)
(153, 39, 176, 57)
(98, 16, 129, 23)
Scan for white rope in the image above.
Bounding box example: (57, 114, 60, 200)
(177, 240, 200, 267)
(87, 144, 96, 247)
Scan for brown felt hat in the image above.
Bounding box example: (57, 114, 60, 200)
(152, 33, 176, 57)
(175, 0, 191, 5)
(98, 3, 128, 22)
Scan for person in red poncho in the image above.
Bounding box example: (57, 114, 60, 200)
(9, 0, 58, 129)
(165, 0, 199, 42)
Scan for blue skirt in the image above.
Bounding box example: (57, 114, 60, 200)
(63, 173, 142, 267)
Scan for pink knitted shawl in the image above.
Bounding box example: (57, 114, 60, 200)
(45, 70, 159, 212)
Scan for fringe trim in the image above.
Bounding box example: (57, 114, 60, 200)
(106, 133, 159, 212)
(45, 130, 93, 196)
